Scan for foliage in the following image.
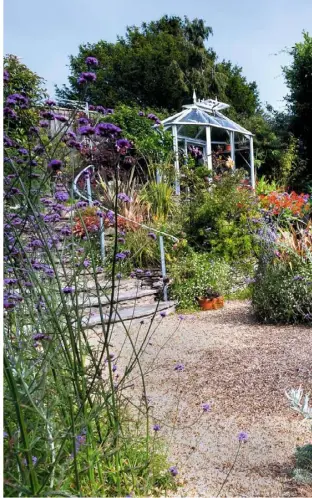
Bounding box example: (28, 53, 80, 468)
(169, 252, 233, 310)
(256, 176, 281, 196)
(295, 445, 312, 472)
(252, 222, 312, 324)
(3, 75, 177, 497)
(283, 31, 312, 189)
(185, 170, 260, 261)
(139, 181, 176, 223)
(56, 16, 260, 118)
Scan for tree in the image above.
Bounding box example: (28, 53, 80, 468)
(56, 16, 260, 118)
(283, 32, 312, 188)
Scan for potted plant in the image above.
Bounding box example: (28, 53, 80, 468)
(195, 287, 224, 310)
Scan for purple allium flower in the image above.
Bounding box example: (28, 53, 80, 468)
(39, 120, 49, 128)
(148, 232, 157, 241)
(85, 56, 99, 66)
(116, 138, 131, 153)
(95, 122, 121, 136)
(202, 403, 211, 412)
(153, 424, 161, 432)
(3, 69, 9, 82)
(78, 117, 89, 125)
(4, 107, 18, 119)
(78, 125, 95, 136)
(62, 286, 74, 294)
(55, 191, 69, 202)
(45, 99, 56, 106)
(174, 363, 184, 371)
(41, 110, 55, 120)
(238, 431, 248, 443)
(78, 72, 97, 84)
(54, 114, 68, 122)
(169, 466, 178, 476)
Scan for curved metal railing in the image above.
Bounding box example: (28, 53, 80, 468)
(73, 164, 179, 300)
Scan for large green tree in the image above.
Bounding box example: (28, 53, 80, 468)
(283, 32, 312, 188)
(56, 16, 260, 118)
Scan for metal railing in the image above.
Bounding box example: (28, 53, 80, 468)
(73, 165, 178, 300)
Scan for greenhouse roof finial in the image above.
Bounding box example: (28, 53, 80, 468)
(193, 89, 197, 103)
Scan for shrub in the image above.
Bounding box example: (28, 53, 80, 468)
(185, 171, 260, 261)
(295, 444, 312, 472)
(169, 252, 234, 310)
(252, 222, 312, 324)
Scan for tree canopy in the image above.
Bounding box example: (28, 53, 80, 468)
(283, 31, 312, 187)
(56, 15, 260, 119)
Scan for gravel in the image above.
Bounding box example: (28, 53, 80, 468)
(99, 300, 312, 497)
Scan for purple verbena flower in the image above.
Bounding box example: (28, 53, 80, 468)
(78, 125, 95, 136)
(4, 107, 18, 119)
(41, 110, 55, 120)
(174, 363, 184, 371)
(238, 431, 248, 443)
(169, 466, 178, 476)
(3, 69, 9, 82)
(153, 424, 161, 431)
(78, 117, 89, 125)
(45, 99, 56, 106)
(95, 122, 121, 137)
(78, 72, 97, 84)
(85, 56, 99, 66)
(116, 138, 131, 153)
(202, 403, 211, 412)
(62, 286, 74, 294)
(55, 191, 69, 202)
(148, 232, 157, 241)
(54, 114, 68, 122)
(39, 120, 49, 128)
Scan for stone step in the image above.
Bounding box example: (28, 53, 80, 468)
(82, 301, 176, 326)
(77, 288, 157, 307)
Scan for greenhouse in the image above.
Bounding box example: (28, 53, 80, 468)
(162, 92, 255, 194)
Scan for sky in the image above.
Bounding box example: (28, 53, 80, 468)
(4, 0, 312, 110)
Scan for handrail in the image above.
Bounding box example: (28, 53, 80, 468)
(73, 165, 179, 301)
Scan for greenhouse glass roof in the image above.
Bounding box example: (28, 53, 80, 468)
(162, 97, 252, 136)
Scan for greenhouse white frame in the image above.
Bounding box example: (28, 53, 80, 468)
(161, 92, 255, 194)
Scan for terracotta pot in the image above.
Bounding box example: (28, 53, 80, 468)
(225, 144, 231, 152)
(197, 296, 224, 311)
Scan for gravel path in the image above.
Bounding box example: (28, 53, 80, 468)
(108, 300, 312, 497)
